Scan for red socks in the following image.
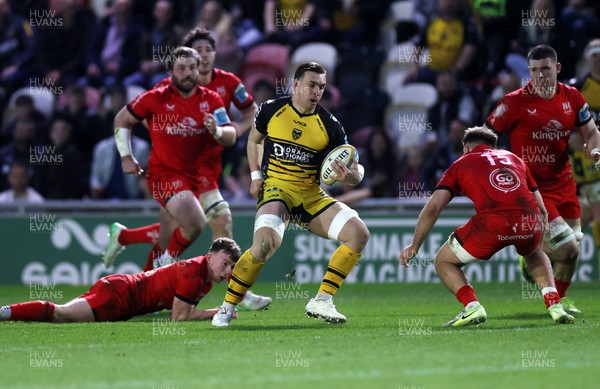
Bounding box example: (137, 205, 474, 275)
(554, 278, 571, 298)
(118, 223, 160, 245)
(456, 284, 478, 307)
(166, 227, 191, 258)
(10, 301, 55, 322)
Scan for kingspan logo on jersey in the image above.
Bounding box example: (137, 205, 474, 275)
(532, 119, 570, 140)
(273, 142, 313, 163)
(166, 117, 204, 136)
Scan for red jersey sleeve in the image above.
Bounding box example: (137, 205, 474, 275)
(174, 267, 205, 305)
(573, 90, 593, 127)
(206, 89, 232, 126)
(435, 160, 459, 196)
(524, 163, 539, 192)
(229, 75, 254, 110)
(127, 89, 156, 121)
(485, 94, 518, 133)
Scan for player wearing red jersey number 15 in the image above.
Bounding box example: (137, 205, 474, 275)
(400, 127, 574, 327)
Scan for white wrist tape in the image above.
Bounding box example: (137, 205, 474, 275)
(213, 126, 223, 139)
(114, 127, 132, 157)
(250, 170, 262, 180)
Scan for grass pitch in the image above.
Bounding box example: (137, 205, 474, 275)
(0, 281, 598, 389)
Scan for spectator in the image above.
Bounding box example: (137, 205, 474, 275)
(32, 118, 84, 199)
(560, 0, 600, 56)
(194, 0, 243, 73)
(0, 118, 40, 191)
(84, 0, 146, 88)
(36, 0, 97, 87)
(426, 70, 478, 153)
(124, 0, 185, 89)
(397, 146, 426, 199)
(52, 84, 105, 168)
(249, 79, 276, 105)
(0, 0, 36, 106)
(1, 95, 46, 146)
(263, 0, 327, 49)
(318, 0, 388, 46)
(89, 133, 150, 200)
(406, 0, 480, 84)
(0, 161, 44, 203)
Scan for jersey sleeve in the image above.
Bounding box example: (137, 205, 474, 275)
(127, 90, 156, 121)
(524, 163, 539, 192)
(574, 89, 593, 127)
(322, 110, 348, 151)
(230, 76, 254, 110)
(435, 161, 459, 196)
(207, 90, 232, 126)
(174, 267, 204, 306)
(485, 96, 516, 134)
(254, 98, 280, 135)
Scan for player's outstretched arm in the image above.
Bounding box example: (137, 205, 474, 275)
(399, 190, 452, 267)
(114, 106, 143, 176)
(170, 298, 238, 321)
(247, 125, 266, 199)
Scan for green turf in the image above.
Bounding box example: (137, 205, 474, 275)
(0, 281, 598, 389)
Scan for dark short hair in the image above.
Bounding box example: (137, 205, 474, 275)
(462, 127, 498, 147)
(181, 27, 216, 50)
(209, 238, 242, 262)
(294, 62, 326, 80)
(527, 44, 558, 64)
(166, 46, 200, 71)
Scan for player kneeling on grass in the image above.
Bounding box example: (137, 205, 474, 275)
(399, 127, 574, 327)
(0, 238, 241, 323)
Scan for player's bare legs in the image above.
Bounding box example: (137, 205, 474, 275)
(434, 242, 486, 327)
(208, 215, 233, 239)
(434, 242, 469, 295)
(52, 298, 95, 323)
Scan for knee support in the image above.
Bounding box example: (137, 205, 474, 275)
(327, 207, 358, 241)
(201, 190, 231, 221)
(544, 221, 576, 251)
(254, 214, 285, 239)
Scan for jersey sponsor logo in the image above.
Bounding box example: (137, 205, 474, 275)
(234, 83, 249, 103)
(527, 108, 537, 115)
(490, 103, 507, 124)
(293, 119, 306, 127)
(273, 142, 313, 163)
(165, 117, 204, 136)
(489, 167, 521, 193)
(199, 101, 209, 112)
(292, 128, 302, 140)
(533, 120, 570, 140)
(216, 85, 226, 96)
(562, 102, 572, 114)
(497, 233, 534, 241)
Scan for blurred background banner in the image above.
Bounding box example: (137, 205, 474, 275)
(1, 201, 597, 285)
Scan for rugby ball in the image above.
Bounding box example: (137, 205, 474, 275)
(320, 145, 359, 186)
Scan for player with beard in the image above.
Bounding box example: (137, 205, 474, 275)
(113, 46, 236, 267)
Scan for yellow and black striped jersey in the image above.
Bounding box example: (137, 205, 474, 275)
(570, 74, 600, 184)
(255, 96, 348, 187)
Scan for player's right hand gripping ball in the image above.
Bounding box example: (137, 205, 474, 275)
(320, 144, 359, 186)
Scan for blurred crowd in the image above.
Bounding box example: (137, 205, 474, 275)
(1, 0, 599, 203)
